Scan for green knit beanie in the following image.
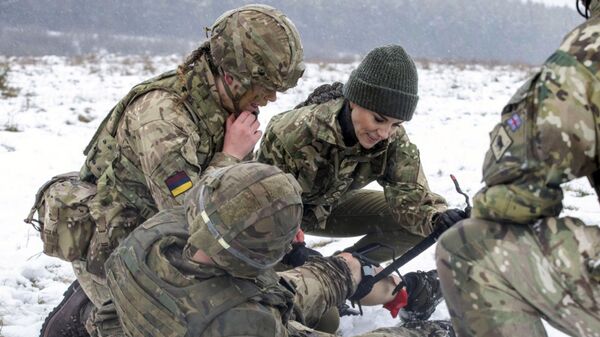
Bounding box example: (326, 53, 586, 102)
(343, 45, 419, 121)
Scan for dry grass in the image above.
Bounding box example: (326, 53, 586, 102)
(0, 62, 20, 98)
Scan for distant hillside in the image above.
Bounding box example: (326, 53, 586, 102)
(0, 0, 582, 63)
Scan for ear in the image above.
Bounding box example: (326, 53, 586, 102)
(191, 248, 215, 265)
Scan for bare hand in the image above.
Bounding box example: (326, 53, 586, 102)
(292, 228, 305, 243)
(222, 111, 262, 160)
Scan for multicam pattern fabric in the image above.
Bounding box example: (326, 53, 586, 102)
(74, 4, 306, 278)
(25, 172, 96, 262)
(210, 4, 305, 93)
(437, 218, 600, 337)
(436, 4, 600, 337)
(106, 208, 455, 337)
(472, 14, 600, 223)
(256, 98, 447, 237)
(106, 208, 293, 337)
(184, 162, 303, 279)
(79, 54, 237, 276)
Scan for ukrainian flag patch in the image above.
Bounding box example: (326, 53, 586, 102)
(165, 171, 193, 197)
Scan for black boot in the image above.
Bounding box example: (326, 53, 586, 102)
(401, 320, 455, 337)
(399, 270, 443, 321)
(40, 280, 91, 337)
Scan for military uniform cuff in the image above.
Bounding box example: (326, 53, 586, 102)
(209, 152, 242, 168)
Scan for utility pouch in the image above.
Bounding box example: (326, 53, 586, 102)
(25, 172, 96, 261)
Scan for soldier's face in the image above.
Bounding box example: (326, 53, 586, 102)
(219, 72, 277, 115)
(237, 83, 277, 115)
(350, 102, 403, 149)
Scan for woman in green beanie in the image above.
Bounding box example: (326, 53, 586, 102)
(256, 45, 466, 268)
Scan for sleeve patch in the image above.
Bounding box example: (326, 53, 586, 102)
(165, 171, 193, 197)
(506, 113, 523, 131)
(491, 126, 513, 161)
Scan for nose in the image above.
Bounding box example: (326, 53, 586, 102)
(377, 124, 393, 139)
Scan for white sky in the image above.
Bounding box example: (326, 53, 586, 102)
(527, 0, 574, 7)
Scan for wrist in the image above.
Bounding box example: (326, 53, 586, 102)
(221, 147, 245, 160)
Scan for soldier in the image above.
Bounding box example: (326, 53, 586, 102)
(105, 162, 456, 337)
(435, 1, 600, 336)
(31, 4, 305, 337)
(256, 45, 468, 320)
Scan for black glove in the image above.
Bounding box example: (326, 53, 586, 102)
(338, 302, 361, 317)
(434, 208, 468, 232)
(281, 242, 323, 267)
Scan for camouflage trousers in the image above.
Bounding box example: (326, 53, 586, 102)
(85, 255, 452, 337)
(288, 320, 455, 337)
(436, 217, 600, 337)
(281, 257, 454, 337)
(305, 189, 425, 263)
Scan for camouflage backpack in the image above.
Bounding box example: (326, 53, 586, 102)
(25, 172, 96, 261)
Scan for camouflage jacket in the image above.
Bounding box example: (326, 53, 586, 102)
(473, 9, 600, 224)
(106, 208, 296, 337)
(80, 55, 239, 275)
(256, 98, 447, 236)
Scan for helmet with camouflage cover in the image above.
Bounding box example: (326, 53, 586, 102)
(185, 163, 303, 278)
(209, 4, 305, 94)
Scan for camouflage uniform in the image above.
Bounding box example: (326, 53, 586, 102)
(105, 163, 454, 337)
(73, 57, 237, 306)
(256, 98, 447, 262)
(24, 5, 304, 337)
(67, 4, 304, 310)
(436, 2, 600, 336)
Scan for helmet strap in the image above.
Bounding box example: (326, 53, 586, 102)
(219, 69, 249, 116)
(577, 0, 591, 18)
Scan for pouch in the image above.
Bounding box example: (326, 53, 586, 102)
(25, 172, 96, 261)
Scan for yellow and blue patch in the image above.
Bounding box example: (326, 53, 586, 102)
(165, 171, 193, 197)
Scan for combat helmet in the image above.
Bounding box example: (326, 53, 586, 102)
(209, 4, 305, 101)
(185, 163, 303, 278)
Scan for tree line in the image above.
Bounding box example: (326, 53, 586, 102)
(0, 0, 582, 64)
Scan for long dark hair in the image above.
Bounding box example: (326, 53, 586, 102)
(294, 82, 344, 109)
(176, 41, 213, 102)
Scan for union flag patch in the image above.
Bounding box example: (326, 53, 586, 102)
(165, 171, 193, 197)
(506, 113, 522, 132)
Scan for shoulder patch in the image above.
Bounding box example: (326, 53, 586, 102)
(491, 126, 512, 161)
(165, 171, 193, 197)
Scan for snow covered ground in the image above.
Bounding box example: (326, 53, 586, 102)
(1, 54, 595, 336)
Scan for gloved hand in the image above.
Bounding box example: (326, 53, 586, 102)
(338, 302, 361, 317)
(281, 242, 323, 267)
(434, 208, 468, 232)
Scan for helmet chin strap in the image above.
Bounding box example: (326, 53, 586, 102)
(219, 70, 249, 116)
(577, 0, 591, 18)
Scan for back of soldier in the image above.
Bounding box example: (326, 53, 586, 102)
(436, 1, 600, 336)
